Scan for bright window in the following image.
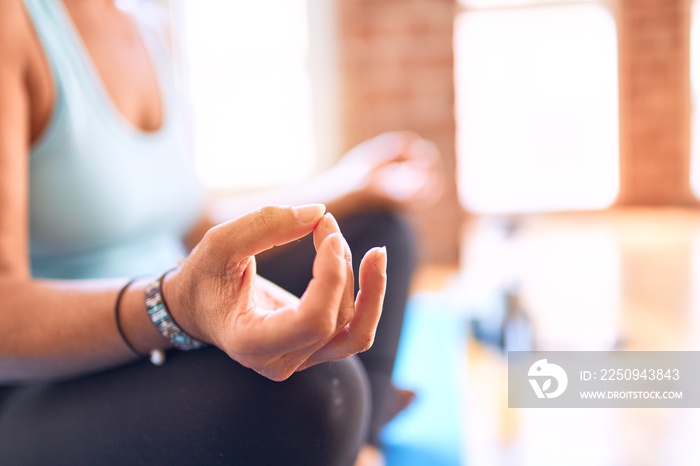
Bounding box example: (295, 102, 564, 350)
(455, 2, 619, 214)
(178, 1, 318, 189)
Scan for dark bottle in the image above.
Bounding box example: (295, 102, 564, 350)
(500, 285, 534, 352)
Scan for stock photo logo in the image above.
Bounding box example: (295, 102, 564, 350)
(528, 359, 569, 399)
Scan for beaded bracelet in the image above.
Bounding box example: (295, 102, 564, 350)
(145, 272, 206, 352)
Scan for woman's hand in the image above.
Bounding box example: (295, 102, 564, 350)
(334, 131, 445, 211)
(164, 204, 387, 381)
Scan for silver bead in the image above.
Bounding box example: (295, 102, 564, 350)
(149, 349, 166, 366)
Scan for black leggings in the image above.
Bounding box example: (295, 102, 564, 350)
(0, 210, 416, 465)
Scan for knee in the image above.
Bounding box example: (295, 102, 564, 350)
(340, 210, 418, 276)
(373, 211, 418, 262)
(265, 357, 371, 466)
(177, 350, 371, 466)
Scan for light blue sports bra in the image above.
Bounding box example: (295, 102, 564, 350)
(24, 0, 204, 279)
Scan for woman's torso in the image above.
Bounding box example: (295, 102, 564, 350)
(24, 0, 204, 279)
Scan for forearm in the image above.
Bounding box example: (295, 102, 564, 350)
(0, 276, 171, 384)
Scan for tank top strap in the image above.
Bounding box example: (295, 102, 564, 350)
(23, 0, 105, 108)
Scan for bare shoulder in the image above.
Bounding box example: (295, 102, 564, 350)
(0, 0, 33, 68)
(0, 0, 33, 106)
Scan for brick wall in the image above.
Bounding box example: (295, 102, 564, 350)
(617, 0, 695, 205)
(336, 0, 462, 265)
(334, 0, 698, 263)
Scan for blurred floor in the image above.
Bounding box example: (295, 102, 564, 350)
(413, 207, 700, 466)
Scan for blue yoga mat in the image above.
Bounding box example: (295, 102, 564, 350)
(381, 294, 467, 466)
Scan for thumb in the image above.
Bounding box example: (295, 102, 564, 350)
(211, 204, 326, 258)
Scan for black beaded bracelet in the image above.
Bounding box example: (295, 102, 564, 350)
(115, 278, 170, 366)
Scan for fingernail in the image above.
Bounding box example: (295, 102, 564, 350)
(324, 212, 340, 230)
(293, 204, 326, 223)
(377, 246, 388, 275)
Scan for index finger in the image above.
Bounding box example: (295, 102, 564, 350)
(209, 204, 326, 259)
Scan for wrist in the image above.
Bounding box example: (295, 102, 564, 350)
(161, 267, 211, 346)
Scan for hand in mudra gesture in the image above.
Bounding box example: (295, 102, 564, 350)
(164, 204, 387, 381)
(337, 131, 444, 210)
